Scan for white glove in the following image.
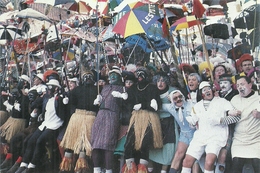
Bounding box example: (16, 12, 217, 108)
(94, 95, 102, 105)
(111, 91, 128, 100)
(38, 114, 43, 122)
(24, 88, 29, 94)
(150, 99, 158, 111)
(3, 100, 9, 107)
(14, 103, 21, 111)
(133, 103, 141, 110)
(63, 97, 69, 104)
(228, 109, 241, 116)
(30, 110, 37, 118)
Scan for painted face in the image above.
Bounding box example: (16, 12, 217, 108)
(188, 75, 199, 91)
(201, 86, 213, 100)
(33, 77, 42, 86)
(219, 80, 232, 93)
(98, 79, 106, 87)
(236, 78, 252, 97)
(125, 80, 134, 88)
(241, 60, 253, 74)
(157, 77, 167, 90)
(214, 66, 225, 79)
(172, 92, 184, 108)
(109, 72, 121, 85)
(136, 70, 147, 82)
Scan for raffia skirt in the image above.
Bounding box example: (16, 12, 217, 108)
(60, 109, 96, 156)
(128, 110, 163, 150)
(0, 117, 26, 143)
(0, 111, 9, 126)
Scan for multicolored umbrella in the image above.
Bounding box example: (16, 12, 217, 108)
(170, 15, 204, 31)
(112, 3, 161, 38)
(33, 0, 75, 6)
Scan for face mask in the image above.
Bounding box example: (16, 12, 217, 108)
(109, 72, 121, 85)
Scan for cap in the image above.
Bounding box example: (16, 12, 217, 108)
(199, 81, 210, 90)
(219, 74, 232, 83)
(20, 75, 30, 83)
(46, 79, 61, 88)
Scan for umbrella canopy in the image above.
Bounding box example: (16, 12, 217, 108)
(195, 42, 232, 55)
(16, 8, 52, 22)
(204, 23, 237, 39)
(170, 15, 204, 31)
(112, 3, 161, 38)
(33, 0, 75, 6)
(233, 4, 260, 30)
(0, 25, 22, 41)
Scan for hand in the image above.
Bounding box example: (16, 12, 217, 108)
(63, 97, 69, 104)
(150, 99, 158, 111)
(228, 109, 241, 116)
(94, 95, 102, 105)
(14, 103, 21, 111)
(186, 116, 197, 126)
(30, 110, 37, 118)
(111, 91, 128, 100)
(252, 109, 260, 119)
(133, 104, 141, 110)
(3, 100, 8, 107)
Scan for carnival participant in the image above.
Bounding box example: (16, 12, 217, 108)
(181, 81, 241, 173)
(122, 66, 162, 173)
(91, 66, 125, 173)
(236, 53, 254, 76)
(148, 72, 178, 173)
(214, 74, 239, 173)
(230, 75, 260, 173)
(59, 70, 99, 173)
(163, 90, 195, 173)
(15, 79, 68, 173)
(212, 64, 227, 91)
(114, 70, 136, 172)
(0, 88, 43, 173)
(187, 73, 202, 105)
(1, 75, 30, 144)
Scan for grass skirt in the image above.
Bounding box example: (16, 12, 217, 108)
(0, 111, 8, 126)
(0, 117, 26, 143)
(60, 109, 96, 156)
(128, 110, 163, 150)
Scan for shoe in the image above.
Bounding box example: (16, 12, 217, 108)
(14, 167, 26, 173)
(137, 164, 147, 173)
(6, 162, 20, 173)
(0, 159, 12, 171)
(122, 162, 137, 173)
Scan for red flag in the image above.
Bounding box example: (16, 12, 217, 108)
(25, 0, 34, 4)
(162, 17, 169, 38)
(192, 0, 205, 18)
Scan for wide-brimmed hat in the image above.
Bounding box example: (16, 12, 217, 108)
(34, 73, 44, 81)
(20, 75, 30, 83)
(109, 66, 121, 76)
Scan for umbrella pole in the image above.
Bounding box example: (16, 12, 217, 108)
(126, 36, 141, 66)
(196, 19, 214, 82)
(95, 2, 100, 94)
(145, 35, 165, 65)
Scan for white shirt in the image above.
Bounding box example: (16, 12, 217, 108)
(38, 96, 63, 131)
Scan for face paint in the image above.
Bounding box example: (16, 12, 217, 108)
(157, 77, 167, 90)
(109, 72, 121, 85)
(219, 80, 232, 93)
(83, 73, 94, 85)
(236, 78, 252, 97)
(201, 86, 213, 100)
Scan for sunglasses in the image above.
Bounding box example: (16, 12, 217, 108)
(173, 95, 183, 101)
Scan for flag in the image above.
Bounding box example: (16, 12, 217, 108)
(192, 0, 205, 18)
(25, 0, 34, 4)
(162, 17, 169, 38)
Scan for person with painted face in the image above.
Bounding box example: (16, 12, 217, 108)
(59, 70, 99, 173)
(0, 75, 30, 145)
(148, 72, 178, 173)
(230, 76, 260, 173)
(214, 74, 239, 173)
(122, 66, 163, 173)
(181, 81, 241, 173)
(15, 79, 68, 173)
(91, 66, 125, 173)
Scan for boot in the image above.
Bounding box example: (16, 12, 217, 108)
(122, 158, 137, 173)
(6, 162, 20, 173)
(137, 159, 148, 173)
(59, 152, 73, 172)
(0, 158, 12, 171)
(74, 152, 88, 173)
